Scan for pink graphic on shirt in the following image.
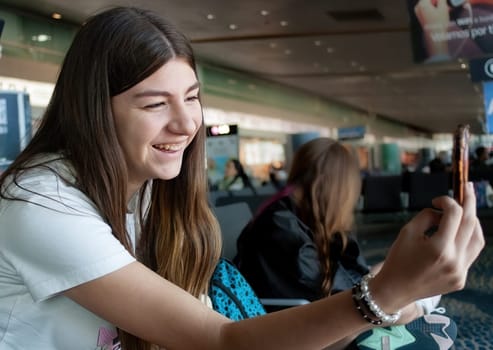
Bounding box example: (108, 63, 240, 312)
(97, 327, 121, 350)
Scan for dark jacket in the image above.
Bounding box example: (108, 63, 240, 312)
(234, 194, 369, 302)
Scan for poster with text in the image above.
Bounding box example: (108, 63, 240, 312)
(407, 0, 493, 63)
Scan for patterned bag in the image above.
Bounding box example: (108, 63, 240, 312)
(209, 258, 266, 321)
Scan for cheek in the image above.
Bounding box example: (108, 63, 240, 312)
(193, 105, 203, 126)
(190, 109, 204, 136)
(112, 115, 131, 154)
(116, 119, 155, 158)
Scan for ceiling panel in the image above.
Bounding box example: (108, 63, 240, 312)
(0, 0, 488, 134)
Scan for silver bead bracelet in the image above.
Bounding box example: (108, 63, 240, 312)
(352, 273, 402, 325)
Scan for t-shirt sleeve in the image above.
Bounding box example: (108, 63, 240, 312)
(1, 183, 136, 302)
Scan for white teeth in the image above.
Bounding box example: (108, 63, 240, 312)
(155, 143, 182, 151)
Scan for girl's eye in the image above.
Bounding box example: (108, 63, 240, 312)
(145, 101, 167, 109)
(186, 95, 199, 102)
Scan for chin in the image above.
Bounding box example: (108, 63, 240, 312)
(150, 158, 184, 181)
(156, 172, 180, 181)
(157, 166, 182, 180)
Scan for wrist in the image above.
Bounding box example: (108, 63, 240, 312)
(352, 274, 402, 325)
(370, 272, 415, 312)
(397, 302, 424, 325)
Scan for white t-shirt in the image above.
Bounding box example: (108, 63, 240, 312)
(0, 155, 136, 349)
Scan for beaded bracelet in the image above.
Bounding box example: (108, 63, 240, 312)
(352, 273, 402, 325)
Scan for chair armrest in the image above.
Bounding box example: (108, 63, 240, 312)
(260, 298, 310, 307)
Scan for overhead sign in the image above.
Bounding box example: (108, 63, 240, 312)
(338, 125, 366, 140)
(0, 91, 32, 171)
(485, 82, 493, 133)
(469, 56, 493, 82)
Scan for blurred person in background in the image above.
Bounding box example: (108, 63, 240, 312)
(471, 146, 491, 171)
(428, 150, 451, 173)
(268, 160, 288, 190)
(217, 158, 256, 193)
(235, 137, 455, 349)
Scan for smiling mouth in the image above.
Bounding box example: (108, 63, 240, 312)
(153, 143, 184, 151)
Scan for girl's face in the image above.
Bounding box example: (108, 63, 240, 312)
(111, 58, 202, 195)
(225, 161, 238, 177)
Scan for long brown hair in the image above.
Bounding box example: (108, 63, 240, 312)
(0, 7, 221, 349)
(287, 137, 361, 296)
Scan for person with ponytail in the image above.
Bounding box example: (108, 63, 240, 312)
(235, 138, 455, 349)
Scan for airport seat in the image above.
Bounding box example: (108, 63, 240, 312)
(362, 175, 403, 213)
(215, 194, 273, 215)
(255, 183, 278, 196)
(406, 172, 450, 211)
(208, 189, 231, 206)
(212, 202, 253, 261)
(469, 169, 493, 187)
(212, 202, 309, 312)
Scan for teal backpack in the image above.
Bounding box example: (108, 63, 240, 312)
(209, 258, 266, 321)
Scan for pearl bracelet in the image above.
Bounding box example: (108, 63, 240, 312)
(352, 273, 402, 325)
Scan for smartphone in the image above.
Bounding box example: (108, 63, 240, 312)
(452, 124, 470, 205)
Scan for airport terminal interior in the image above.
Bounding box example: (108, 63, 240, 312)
(0, 0, 492, 349)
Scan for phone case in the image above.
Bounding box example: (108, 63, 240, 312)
(452, 124, 470, 205)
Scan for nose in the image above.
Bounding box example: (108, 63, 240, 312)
(167, 103, 199, 135)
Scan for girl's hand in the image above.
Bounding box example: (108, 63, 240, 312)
(371, 182, 484, 312)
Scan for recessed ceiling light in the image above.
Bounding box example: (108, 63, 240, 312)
(206, 14, 215, 20)
(284, 49, 292, 55)
(350, 61, 358, 67)
(229, 24, 238, 30)
(51, 12, 62, 20)
(314, 40, 322, 46)
(280, 20, 288, 26)
(260, 10, 269, 16)
(269, 42, 277, 48)
(31, 34, 51, 42)
(460, 63, 467, 69)
(326, 47, 334, 53)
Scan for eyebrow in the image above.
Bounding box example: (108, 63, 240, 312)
(133, 81, 200, 98)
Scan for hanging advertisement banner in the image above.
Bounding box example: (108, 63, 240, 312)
(485, 82, 493, 133)
(407, 0, 493, 63)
